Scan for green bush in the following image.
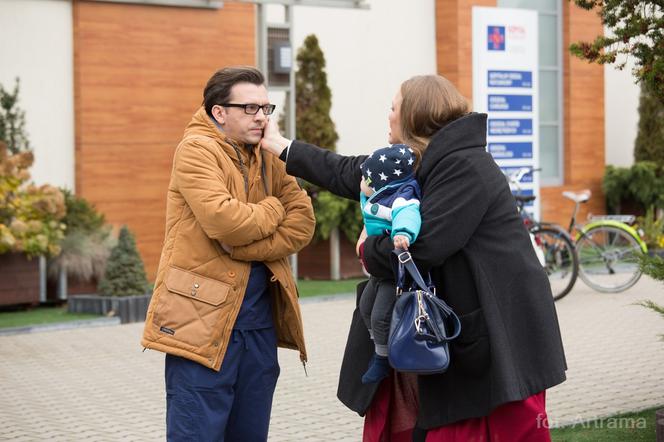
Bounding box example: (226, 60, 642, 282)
(638, 254, 664, 341)
(61, 189, 106, 234)
(636, 206, 664, 250)
(98, 226, 149, 296)
(603, 162, 664, 213)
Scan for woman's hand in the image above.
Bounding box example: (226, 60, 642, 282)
(356, 227, 368, 256)
(260, 118, 291, 157)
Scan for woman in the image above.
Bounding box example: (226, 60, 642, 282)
(261, 75, 566, 441)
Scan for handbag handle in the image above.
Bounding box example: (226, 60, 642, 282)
(393, 250, 431, 292)
(392, 250, 462, 342)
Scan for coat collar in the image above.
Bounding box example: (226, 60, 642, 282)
(183, 107, 261, 167)
(418, 112, 488, 178)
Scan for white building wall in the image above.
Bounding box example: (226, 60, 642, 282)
(0, 0, 75, 189)
(604, 43, 640, 167)
(269, 0, 437, 157)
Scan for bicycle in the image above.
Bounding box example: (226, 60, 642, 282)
(507, 168, 578, 301)
(507, 167, 648, 298)
(561, 190, 648, 293)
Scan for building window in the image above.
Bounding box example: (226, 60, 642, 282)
(497, 0, 563, 185)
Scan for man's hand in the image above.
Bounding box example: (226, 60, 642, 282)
(260, 118, 291, 157)
(393, 234, 410, 250)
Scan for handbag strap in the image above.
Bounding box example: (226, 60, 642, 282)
(392, 250, 431, 292)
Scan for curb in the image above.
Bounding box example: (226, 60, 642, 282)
(0, 292, 356, 337)
(0, 316, 122, 336)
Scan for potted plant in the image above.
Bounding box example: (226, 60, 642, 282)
(68, 225, 151, 323)
(48, 190, 116, 300)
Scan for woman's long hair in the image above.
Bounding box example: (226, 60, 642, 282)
(399, 75, 470, 165)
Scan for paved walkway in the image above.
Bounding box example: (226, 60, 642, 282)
(1, 277, 663, 441)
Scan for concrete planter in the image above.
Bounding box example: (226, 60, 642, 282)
(68, 293, 151, 324)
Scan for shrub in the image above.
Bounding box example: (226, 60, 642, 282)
(98, 226, 149, 296)
(0, 141, 65, 258)
(603, 162, 664, 213)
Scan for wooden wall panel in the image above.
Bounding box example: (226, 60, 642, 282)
(436, 0, 496, 101)
(74, 1, 255, 279)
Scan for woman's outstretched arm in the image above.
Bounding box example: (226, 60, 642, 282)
(261, 118, 365, 201)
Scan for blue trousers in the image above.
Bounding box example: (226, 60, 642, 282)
(165, 328, 280, 442)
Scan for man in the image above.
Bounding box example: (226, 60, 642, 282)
(141, 66, 315, 441)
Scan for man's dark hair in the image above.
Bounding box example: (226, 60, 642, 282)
(203, 66, 266, 117)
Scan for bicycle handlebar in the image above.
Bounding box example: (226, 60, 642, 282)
(505, 166, 542, 194)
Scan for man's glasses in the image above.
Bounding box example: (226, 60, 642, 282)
(221, 103, 276, 115)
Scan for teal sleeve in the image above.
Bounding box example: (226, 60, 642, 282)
(391, 203, 422, 243)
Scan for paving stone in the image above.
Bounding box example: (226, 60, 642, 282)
(1, 277, 663, 439)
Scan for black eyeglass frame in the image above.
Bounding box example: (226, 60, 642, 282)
(221, 103, 276, 115)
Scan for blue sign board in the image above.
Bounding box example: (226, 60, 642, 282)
(488, 94, 532, 112)
(487, 70, 532, 88)
(488, 119, 533, 136)
(488, 142, 533, 159)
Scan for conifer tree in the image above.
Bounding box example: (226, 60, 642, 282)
(634, 83, 664, 166)
(294, 34, 339, 150)
(0, 78, 30, 154)
(289, 34, 362, 242)
(569, 0, 663, 103)
(98, 226, 149, 296)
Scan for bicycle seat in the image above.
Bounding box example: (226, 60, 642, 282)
(562, 190, 591, 203)
(515, 195, 536, 203)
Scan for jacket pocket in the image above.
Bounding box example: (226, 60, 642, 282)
(154, 266, 231, 349)
(451, 307, 490, 378)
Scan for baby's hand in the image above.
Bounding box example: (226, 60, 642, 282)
(393, 235, 410, 250)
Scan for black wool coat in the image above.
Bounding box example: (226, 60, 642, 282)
(282, 112, 567, 429)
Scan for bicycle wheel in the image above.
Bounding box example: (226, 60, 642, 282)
(531, 226, 579, 301)
(576, 225, 644, 293)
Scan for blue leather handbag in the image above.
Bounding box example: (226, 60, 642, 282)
(387, 250, 461, 374)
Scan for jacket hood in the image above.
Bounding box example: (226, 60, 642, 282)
(418, 112, 488, 177)
(184, 106, 225, 140)
(183, 106, 259, 169)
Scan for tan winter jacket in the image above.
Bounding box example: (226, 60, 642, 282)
(141, 107, 315, 371)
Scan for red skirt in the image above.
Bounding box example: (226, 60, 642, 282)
(363, 373, 551, 442)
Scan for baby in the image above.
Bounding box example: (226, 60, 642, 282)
(358, 144, 422, 383)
